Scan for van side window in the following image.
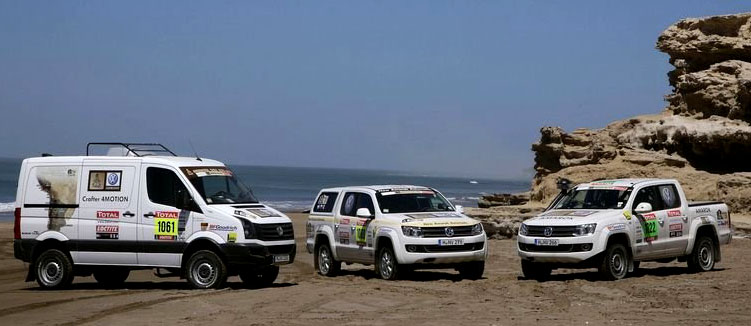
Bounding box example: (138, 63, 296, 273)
(313, 192, 339, 213)
(632, 186, 665, 212)
(657, 184, 681, 209)
(340, 192, 374, 216)
(147, 167, 196, 211)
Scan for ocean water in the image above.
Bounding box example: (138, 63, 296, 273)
(0, 158, 528, 220)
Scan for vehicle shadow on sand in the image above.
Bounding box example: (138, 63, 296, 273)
(518, 266, 727, 282)
(22, 281, 298, 291)
(337, 268, 471, 282)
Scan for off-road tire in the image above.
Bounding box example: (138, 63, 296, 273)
(315, 242, 341, 277)
(598, 243, 629, 280)
(35, 249, 74, 289)
(186, 250, 228, 289)
(688, 235, 715, 273)
(376, 245, 402, 280)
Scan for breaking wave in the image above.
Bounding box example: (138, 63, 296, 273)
(0, 202, 14, 213)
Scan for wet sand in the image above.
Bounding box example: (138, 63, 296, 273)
(1, 214, 750, 325)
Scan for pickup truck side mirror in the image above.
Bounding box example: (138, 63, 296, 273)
(455, 205, 464, 214)
(356, 208, 374, 218)
(634, 202, 653, 214)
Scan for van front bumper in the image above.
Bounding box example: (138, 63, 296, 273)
(221, 241, 296, 267)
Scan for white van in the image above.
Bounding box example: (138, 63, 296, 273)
(12, 143, 295, 289)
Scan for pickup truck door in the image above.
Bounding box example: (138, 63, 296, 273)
(334, 192, 376, 263)
(659, 184, 690, 256)
(631, 185, 672, 259)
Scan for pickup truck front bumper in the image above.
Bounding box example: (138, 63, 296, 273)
(517, 234, 600, 263)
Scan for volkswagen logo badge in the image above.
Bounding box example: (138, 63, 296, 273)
(543, 227, 553, 237)
(445, 227, 454, 237)
(276, 225, 284, 236)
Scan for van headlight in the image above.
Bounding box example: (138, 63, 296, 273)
(471, 223, 483, 235)
(575, 223, 597, 236)
(240, 218, 256, 239)
(519, 223, 528, 236)
(401, 226, 423, 237)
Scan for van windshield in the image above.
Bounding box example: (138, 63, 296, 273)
(554, 188, 632, 210)
(181, 167, 259, 205)
(375, 189, 454, 214)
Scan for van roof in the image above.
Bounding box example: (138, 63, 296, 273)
(23, 155, 225, 168)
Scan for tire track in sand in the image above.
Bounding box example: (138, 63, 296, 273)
(0, 291, 143, 317)
(56, 289, 230, 326)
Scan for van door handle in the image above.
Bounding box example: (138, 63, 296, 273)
(123, 211, 135, 217)
(144, 212, 155, 218)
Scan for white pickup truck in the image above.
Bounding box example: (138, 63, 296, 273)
(518, 179, 732, 280)
(306, 186, 488, 280)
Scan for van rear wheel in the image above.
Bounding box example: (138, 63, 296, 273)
(239, 265, 279, 288)
(94, 268, 130, 288)
(186, 250, 228, 289)
(35, 249, 74, 290)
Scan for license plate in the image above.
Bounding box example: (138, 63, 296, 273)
(438, 239, 464, 246)
(535, 239, 559, 246)
(273, 254, 290, 264)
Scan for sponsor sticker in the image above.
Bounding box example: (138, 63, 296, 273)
(640, 213, 658, 242)
(88, 170, 122, 191)
(607, 223, 626, 231)
(623, 210, 632, 220)
(201, 222, 209, 231)
(96, 211, 119, 219)
(96, 224, 119, 239)
(227, 232, 237, 243)
(209, 224, 238, 232)
(667, 210, 682, 217)
(669, 222, 683, 238)
(154, 211, 178, 240)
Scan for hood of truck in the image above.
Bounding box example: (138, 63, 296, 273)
(524, 209, 622, 226)
(208, 204, 292, 224)
(387, 212, 478, 227)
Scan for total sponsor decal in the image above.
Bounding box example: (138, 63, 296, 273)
(96, 211, 120, 219)
(669, 223, 683, 238)
(96, 225, 119, 239)
(667, 210, 682, 217)
(154, 211, 178, 240)
(640, 213, 658, 242)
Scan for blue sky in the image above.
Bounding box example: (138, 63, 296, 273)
(1, 1, 749, 179)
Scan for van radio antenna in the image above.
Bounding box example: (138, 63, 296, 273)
(189, 140, 202, 161)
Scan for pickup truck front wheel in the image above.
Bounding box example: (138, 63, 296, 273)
(376, 245, 402, 280)
(688, 236, 715, 273)
(521, 260, 552, 281)
(598, 243, 629, 280)
(316, 242, 341, 277)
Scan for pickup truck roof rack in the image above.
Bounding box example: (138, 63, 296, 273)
(86, 143, 177, 157)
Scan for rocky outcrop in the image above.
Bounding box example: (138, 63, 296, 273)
(477, 192, 529, 208)
(528, 13, 751, 214)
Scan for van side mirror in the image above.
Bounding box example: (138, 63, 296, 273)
(634, 202, 652, 214)
(356, 208, 373, 218)
(455, 205, 464, 214)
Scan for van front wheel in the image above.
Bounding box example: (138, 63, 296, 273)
(35, 249, 74, 289)
(186, 250, 227, 289)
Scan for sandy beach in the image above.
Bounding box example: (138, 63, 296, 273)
(0, 213, 749, 325)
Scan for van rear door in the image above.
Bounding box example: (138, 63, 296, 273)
(76, 160, 139, 265)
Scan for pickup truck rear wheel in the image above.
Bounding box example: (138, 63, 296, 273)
(521, 260, 551, 281)
(598, 243, 629, 280)
(186, 250, 228, 289)
(688, 236, 715, 273)
(239, 265, 279, 288)
(35, 249, 74, 289)
(316, 242, 340, 277)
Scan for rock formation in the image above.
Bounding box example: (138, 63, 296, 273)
(530, 12, 751, 215)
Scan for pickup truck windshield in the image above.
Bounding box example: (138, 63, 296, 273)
(376, 190, 454, 214)
(181, 167, 259, 205)
(554, 188, 632, 210)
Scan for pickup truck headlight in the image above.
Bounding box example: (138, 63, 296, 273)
(401, 226, 423, 237)
(519, 223, 528, 236)
(575, 223, 597, 236)
(471, 223, 483, 235)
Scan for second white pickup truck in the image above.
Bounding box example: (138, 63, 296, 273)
(518, 179, 732, 280)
